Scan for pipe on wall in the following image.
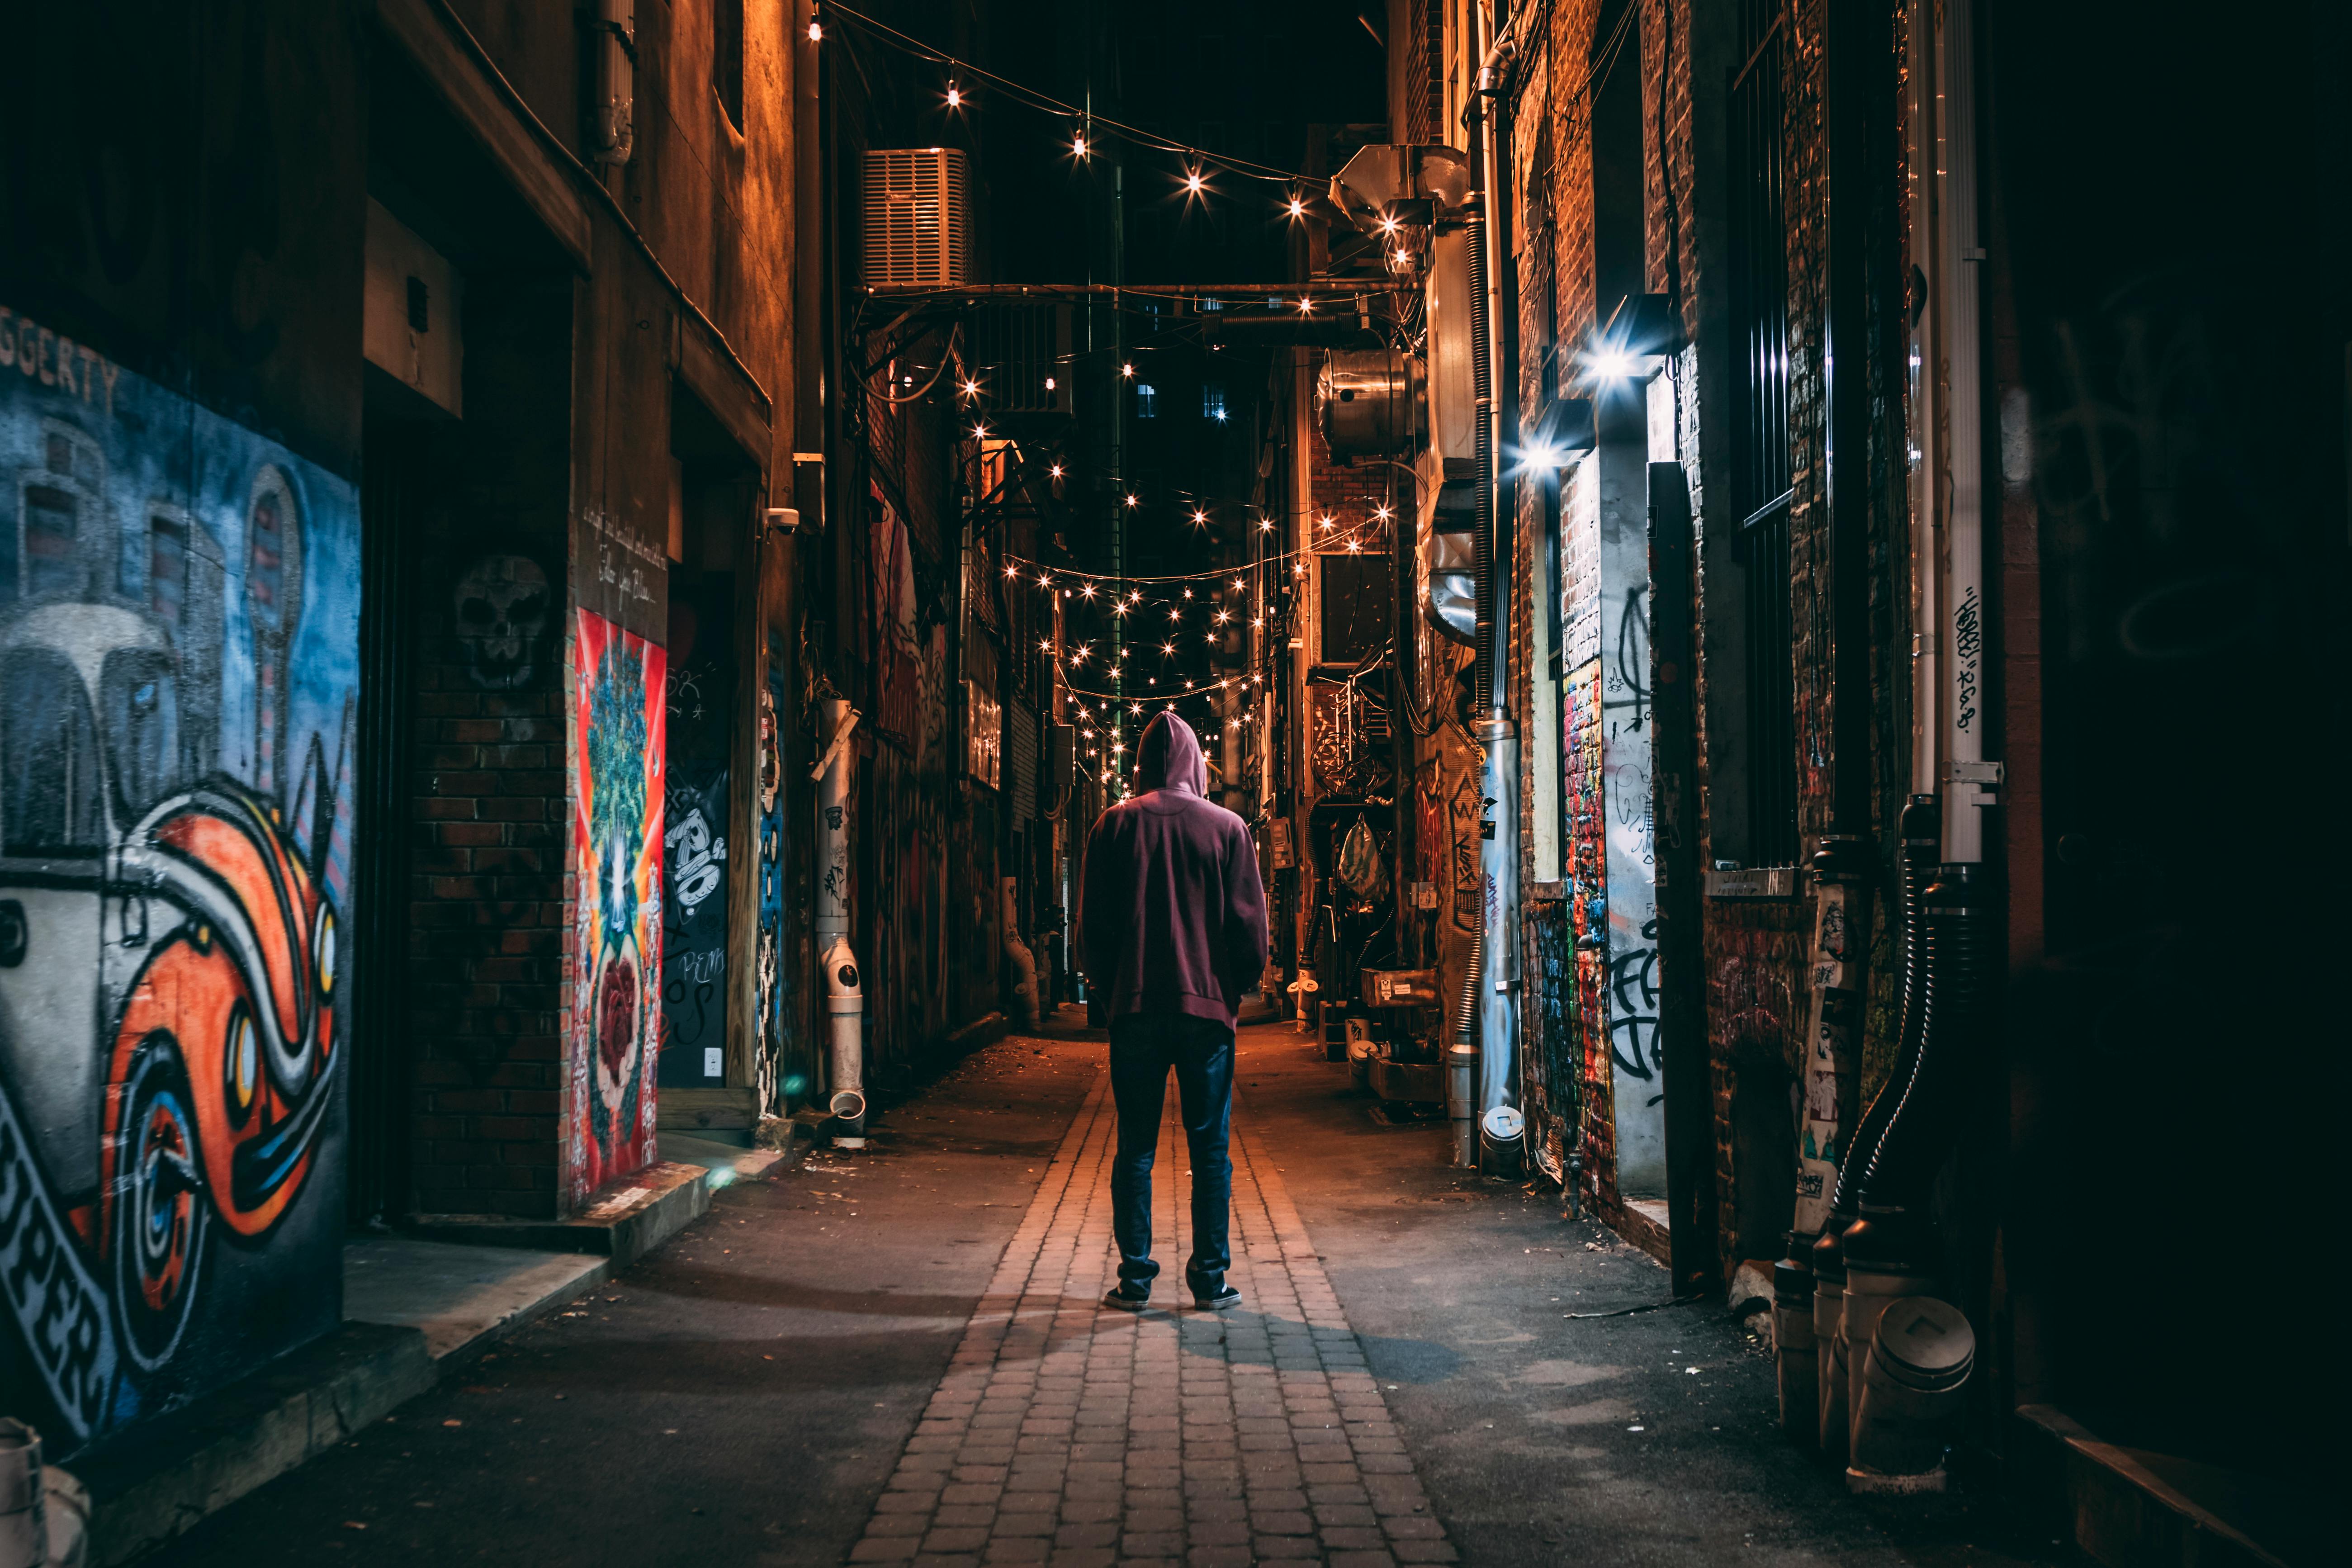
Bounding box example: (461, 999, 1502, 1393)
(591, 0, 634, 166)
(812, 700, 867, 1142)
(1468, 3, 1522, 1161)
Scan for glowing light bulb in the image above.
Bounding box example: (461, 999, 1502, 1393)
(1161, 642, 1176, 655)
(1287, 196, 1306, 218)
(1125, 493, 1139, 507)
(1379, 214, 1399, 233)
(1374, 504, 1393, 521)
(972, 422, 987, 438)
(1185, 171, 1204, 194)
(1183, 588, 1193, 599)
(961, 378, 980, 398)
(1044, 375, 1056, 391)
(1231, 577, 1245, 589)
(946, 84, 962, 108)
(1111, 602, 1126, 616)
(1192, 509, 1208, 525)
(1298, 298, 1314, 314)
(808, 21, 823, 40)
(1121, 362, 1135, 379)
(1168, 607, 1181, 622)
(1346, 539, 1361, 553)
(1072, 135, 1088, 158)
(1039, 640, 1053, 652)
(1079, 582, 1097, 599)
(1259, 518, 1275, 532)
(1049, 463, 1065, 478)
(1037, 573, 1051, 586)
(1318, 516, 1334, 530)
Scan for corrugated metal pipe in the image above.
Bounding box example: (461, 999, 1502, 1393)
(1801, 795, 1937, 1456)
(1446, 929, 1481, 1168)
(811, 700, 867, 1144)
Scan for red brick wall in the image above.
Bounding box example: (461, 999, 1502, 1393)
(407, 534, 572, 1219)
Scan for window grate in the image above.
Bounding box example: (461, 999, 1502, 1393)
(1732, 0, 1799, 867)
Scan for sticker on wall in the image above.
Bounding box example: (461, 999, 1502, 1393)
(571, 609, 665, 1202)
(0, 304, 357, 1452)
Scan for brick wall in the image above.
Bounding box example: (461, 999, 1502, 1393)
(407, 545, 571, 1218)
(402, 274, 577, 1220)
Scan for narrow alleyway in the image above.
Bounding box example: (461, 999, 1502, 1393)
(144, 1022, 2066, 1568)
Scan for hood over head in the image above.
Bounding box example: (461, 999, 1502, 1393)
(1134, 711, 1208, 796)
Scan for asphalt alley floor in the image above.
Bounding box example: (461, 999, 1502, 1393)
(143, 1017, 2074, 1568)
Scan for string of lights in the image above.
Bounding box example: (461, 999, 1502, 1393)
(999, 507, 1395, 587)
(821, 3, 1320, 191)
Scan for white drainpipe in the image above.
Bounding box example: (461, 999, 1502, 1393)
(811, 699, 867, 1144)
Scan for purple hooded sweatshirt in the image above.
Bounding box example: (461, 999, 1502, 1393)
(1080, 713, 1270, 1029)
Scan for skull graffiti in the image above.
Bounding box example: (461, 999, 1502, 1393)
(454, 554, 552, 689)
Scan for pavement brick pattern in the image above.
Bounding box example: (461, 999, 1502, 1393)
(848, 1054, 1456, 1567)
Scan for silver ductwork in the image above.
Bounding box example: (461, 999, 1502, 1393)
(1316, 351, 1422, 460)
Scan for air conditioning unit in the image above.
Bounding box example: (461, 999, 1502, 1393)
(863, 148, 969, 288)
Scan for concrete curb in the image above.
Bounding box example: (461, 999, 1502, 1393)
(75, 1160, 731, 1562)
(2013, 1406, 2292, 1568)
(76, 1322, 435, 1567)
(406, 1159, 712, 1268)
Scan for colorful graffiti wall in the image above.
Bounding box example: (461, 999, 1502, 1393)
(0, 309, 357, 1452)
(569, 609, 665, 1203)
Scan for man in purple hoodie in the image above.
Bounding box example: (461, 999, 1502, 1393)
(1080, 712, 1269, 1311)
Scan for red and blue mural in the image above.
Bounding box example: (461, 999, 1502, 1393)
(568, 609, 664, 1203)
(0, 306, 356, 1452)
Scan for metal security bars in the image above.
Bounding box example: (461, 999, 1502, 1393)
(1731, 0, 1799, 867)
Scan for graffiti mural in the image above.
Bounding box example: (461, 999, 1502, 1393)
(659, 767, 728, 1085)
(569, 610, 664, 1202)
(754, 652, 788, 1110)
(0, 308, 355, 1451)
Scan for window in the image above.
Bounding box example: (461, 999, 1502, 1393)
(1730, 0, 1799, 866)
(1136, 384, 1157, 418)
(1318, 554, 1389, 667)
(1590, 0, 1645, 324)
(102, 649, 184, 820)
(22, 485, 78, 597)
(1, 649, 106, 855)
(148, 516, 188, 623)
(1202, 383, 1227, 422)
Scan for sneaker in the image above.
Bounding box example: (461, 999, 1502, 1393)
(1189, 1283, 1241, 1311)
(1101, 1284, 1151, 1312)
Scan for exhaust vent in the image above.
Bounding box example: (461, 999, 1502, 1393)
(863, 149, 970, 288)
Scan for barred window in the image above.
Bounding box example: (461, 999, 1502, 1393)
(1730, 0, 1799, 866)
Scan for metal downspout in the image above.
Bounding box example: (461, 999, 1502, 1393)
(1469, 7, 1522, 1159)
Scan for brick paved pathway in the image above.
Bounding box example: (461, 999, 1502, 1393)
(848, 1061, 1457, 1568)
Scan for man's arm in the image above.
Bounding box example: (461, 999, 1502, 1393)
(1078, 814, 1124, 995)
(1222, 821, 1270, 1003)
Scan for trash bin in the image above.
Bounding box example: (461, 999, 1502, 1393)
(1479, 1104, 1525, 1179)
(1852, 1295, 1975, 1477)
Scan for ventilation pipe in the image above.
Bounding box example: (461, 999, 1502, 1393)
(1802, 799, 1935, 1458)
(1835, 0, 1993, 1488)
(1467, 12, 1521, 1162)
(590, 0, 635, 166)
(1447, 929, 1482, 1167)
(811, 699, 866, 1144)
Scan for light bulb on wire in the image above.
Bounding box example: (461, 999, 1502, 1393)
(945, 83, 962, 108)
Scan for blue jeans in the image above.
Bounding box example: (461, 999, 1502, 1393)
(1107, 1013, 1235, 1293)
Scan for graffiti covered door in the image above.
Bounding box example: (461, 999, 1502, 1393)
(660, 571, 734, 1087)
(0, 320, 358, 1452)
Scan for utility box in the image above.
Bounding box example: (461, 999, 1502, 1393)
(1362, 968, 1442, 1007)
(864, 149, 970, 288)
(364, 199, 462, 416)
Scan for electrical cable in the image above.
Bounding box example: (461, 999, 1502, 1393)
(1562, 1294, 1707, 1320)
(824, 3, 1318, 187)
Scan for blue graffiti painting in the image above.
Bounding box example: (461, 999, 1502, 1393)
(0, 306, 357, 1452)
